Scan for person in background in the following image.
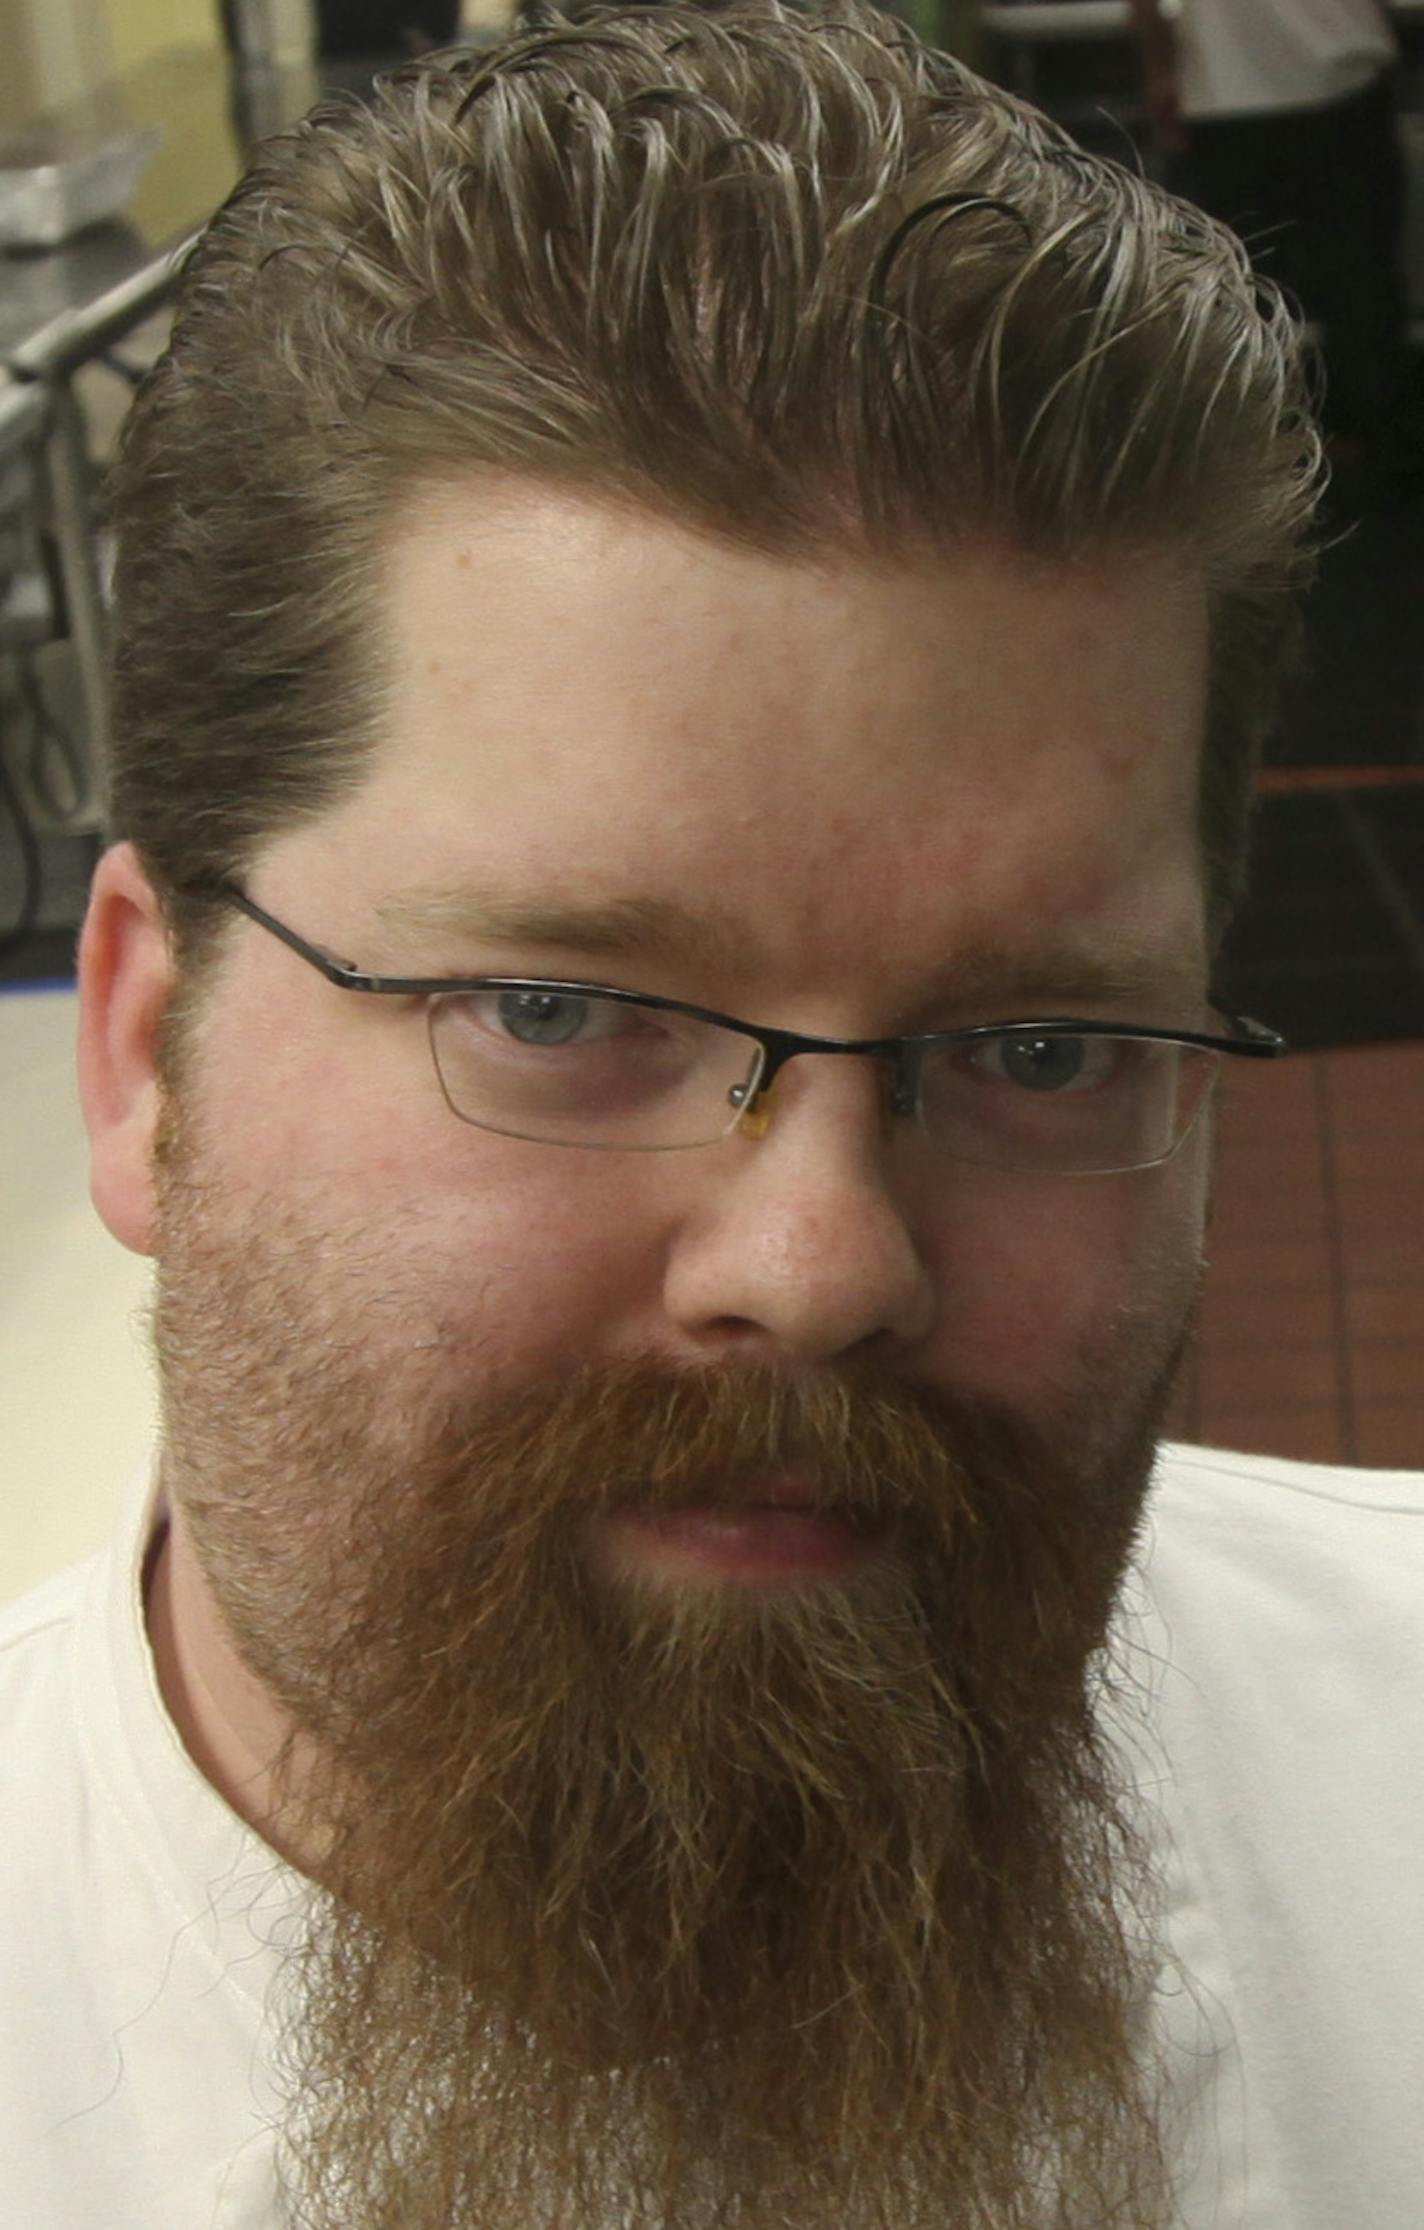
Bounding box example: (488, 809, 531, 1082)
(3, 5, 1421, 2227)
(316, 0, 465, 57)
(1128, 0, 1412, 458)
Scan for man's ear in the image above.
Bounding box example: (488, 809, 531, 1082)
(77, 842, 178, 1258)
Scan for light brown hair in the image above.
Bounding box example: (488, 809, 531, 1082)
(108, 0, 1320, 964)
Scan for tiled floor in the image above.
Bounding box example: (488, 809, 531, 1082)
(1171, 1038, 1424, 1467)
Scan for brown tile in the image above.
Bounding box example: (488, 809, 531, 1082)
(1203, 1182, 1330, 1244)
(1338, 1225, 1424, 1287)
(1322, 1042, 1424, 1107)
(1349, 1344, 1424, 1403)
(1325, 1115, 1424, 1164)
(1344, 1286, 1424, 1344)
(1197, 1279, 1335, 1349)
(1212, 1118, 1325, 1163)
(1335, 1183, 1424, 1241)
(1212, 1092, 1328, 1141)
(1215, 1067, 1323, 1144)
(1213, 1128, 1327, 1181)
(1352, 1406, 1424, 1469)
(1197, 1342, 1340, 1411)
(1184, 1041, 1424, 1481)
(1187, 1406, 1349, 1466)
(1208, 1192, 1329, 1246)
(1331, 1130, 1424, 1185)
(1200, 1236, 1335, 1301)
(1222, 1049, 1322, 1105)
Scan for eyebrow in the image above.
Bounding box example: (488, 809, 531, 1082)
(934, 944, 1205, 1017)
(373, 885, 1202, 1016)
(373, 886, 745, 973)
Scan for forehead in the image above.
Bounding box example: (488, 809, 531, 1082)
(273, 481, 1211, 1013)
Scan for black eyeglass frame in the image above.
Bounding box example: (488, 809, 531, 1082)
(202, 879, 1286, 1126)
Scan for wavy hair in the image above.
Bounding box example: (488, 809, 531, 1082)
(109, 0, 1321, 958)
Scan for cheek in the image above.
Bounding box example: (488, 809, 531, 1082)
(918, 1146, 1210, 1413)
(185, 1039, 677, 1387)
(355, 1146, 679, 1384)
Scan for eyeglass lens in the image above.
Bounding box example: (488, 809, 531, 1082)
(427, 989, 1218, 1170)
(429, 989, 765, 1150)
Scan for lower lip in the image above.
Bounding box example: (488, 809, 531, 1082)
(602, 1506, 885, 1585)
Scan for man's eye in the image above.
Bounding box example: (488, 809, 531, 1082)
(976, 1034, 1118, 1094)
(493, 991, 610, 1047)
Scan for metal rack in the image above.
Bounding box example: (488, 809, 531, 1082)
(0, 47, 318, 841)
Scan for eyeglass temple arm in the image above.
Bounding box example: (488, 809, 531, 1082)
(200, 880, 389, 991)
(1213, 1010, 1288, 1056)
(201, 879, 1288, 1070)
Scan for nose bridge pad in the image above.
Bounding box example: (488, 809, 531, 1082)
(728, 1043, 778, 1138)
(733, 1078, 777, 1139)
(731, 1042, 923, 1140)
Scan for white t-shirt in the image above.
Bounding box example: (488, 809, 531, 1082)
(1175, 0, 1397, 120)
(2, 1444, 1422, 2228)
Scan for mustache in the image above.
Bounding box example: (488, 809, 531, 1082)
(335, 1351, 1147, 1721)
(410, 1352, 1063, 1524)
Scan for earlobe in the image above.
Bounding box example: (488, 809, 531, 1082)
(77, 842, 177, 1258)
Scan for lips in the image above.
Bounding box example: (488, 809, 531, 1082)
(599, 1487, 887, 1587)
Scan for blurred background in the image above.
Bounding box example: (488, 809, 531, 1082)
(3, 0, 1422, 1603)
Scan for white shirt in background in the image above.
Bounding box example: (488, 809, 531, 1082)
(1173, 0, 1397, 119)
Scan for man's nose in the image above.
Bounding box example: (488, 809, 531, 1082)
(660, 1067, 939, 1364)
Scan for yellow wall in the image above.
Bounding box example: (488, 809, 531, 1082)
(0, 5, 112, 133)
(119, 48, 247, 241)
(0, 33, 42, 135)
(0, 0, 217, 131)
(104, 0, 221, 74)
(0, 0, 316, 230)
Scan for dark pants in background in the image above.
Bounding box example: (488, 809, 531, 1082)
(316, 2, 464, 54)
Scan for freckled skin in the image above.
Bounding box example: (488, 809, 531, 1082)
(184, 481, 1212, 1438)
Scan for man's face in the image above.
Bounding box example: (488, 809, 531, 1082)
(173, 483, 1211, 1439)
(146, 483, 1212, 2229)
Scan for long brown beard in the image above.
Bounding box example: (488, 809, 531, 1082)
(153, 1153, 1191, 2230)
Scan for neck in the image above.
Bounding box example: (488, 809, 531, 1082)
(145, 1492, 313, 1869)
